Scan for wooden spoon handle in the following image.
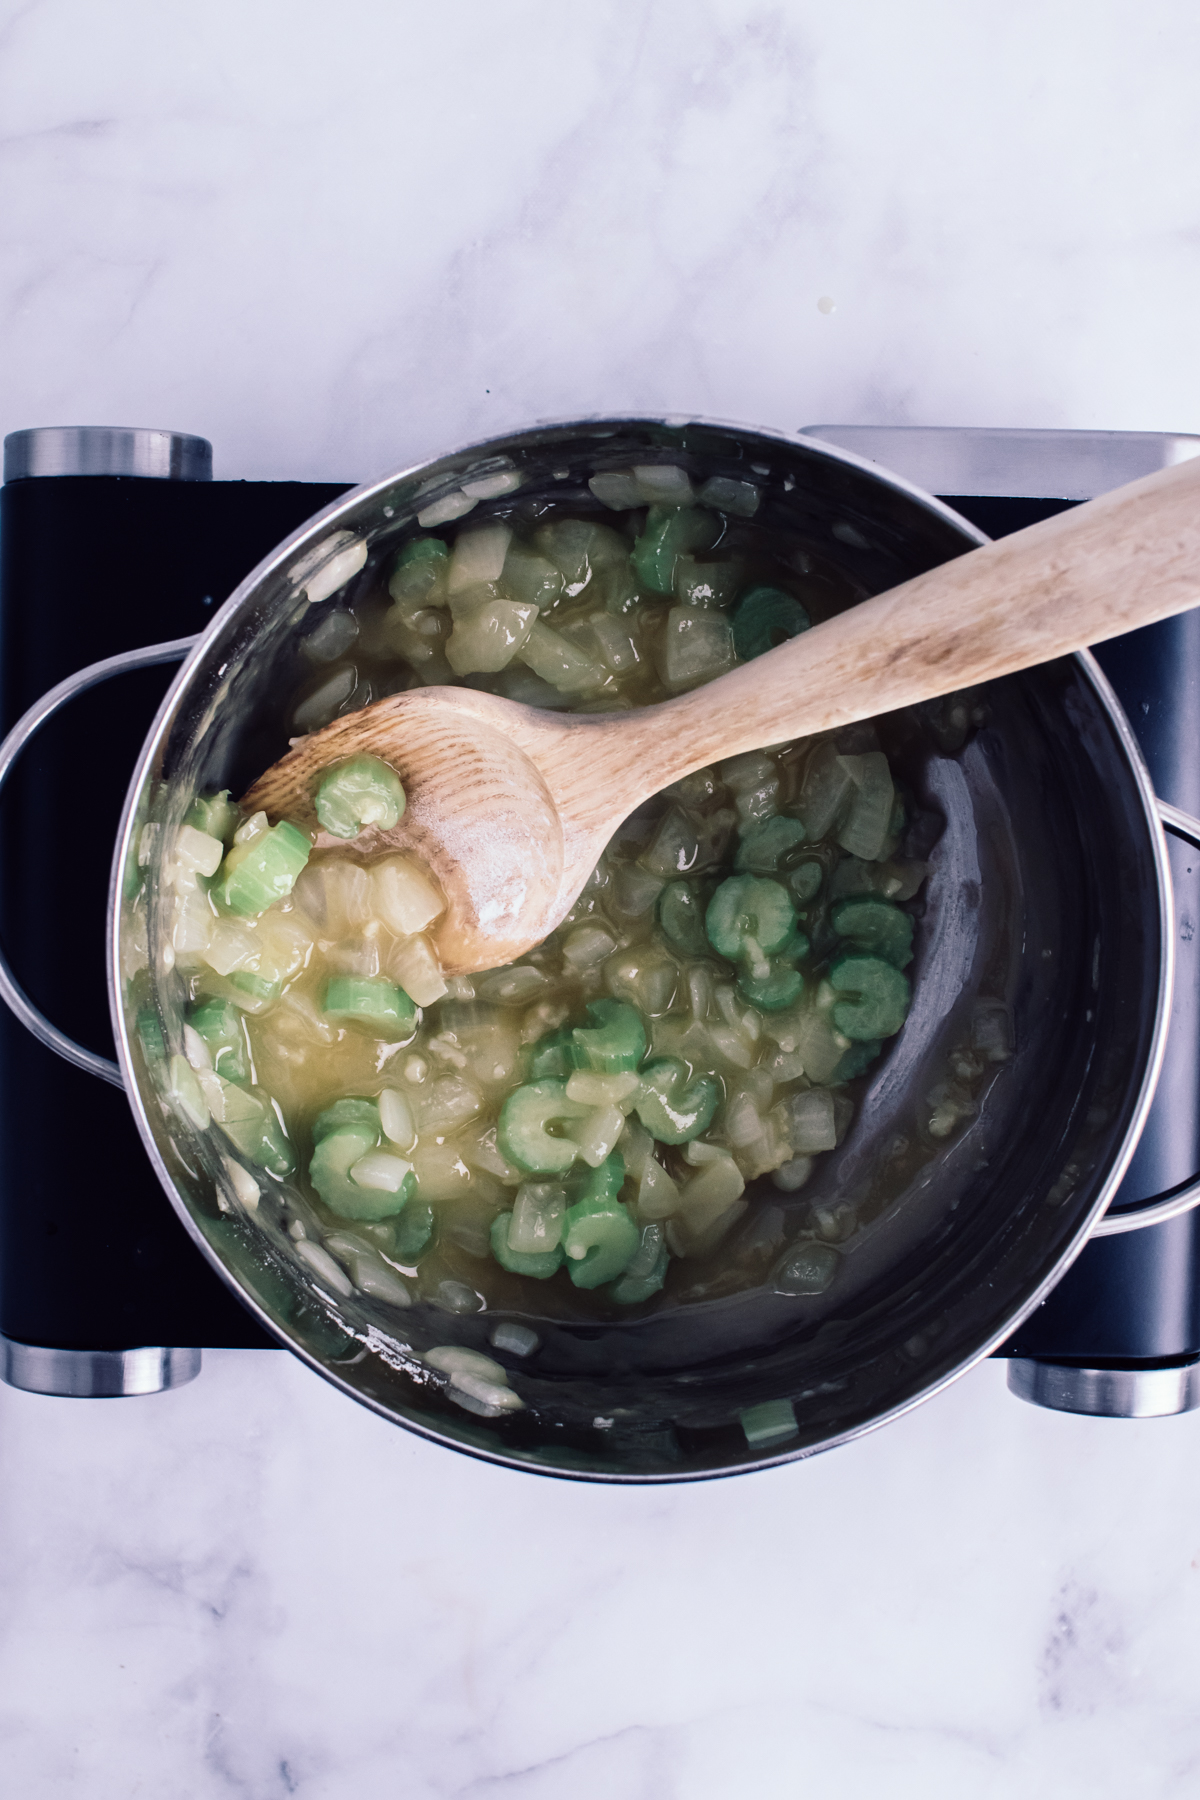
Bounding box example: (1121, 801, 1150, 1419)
(584, 455, 1200, 797)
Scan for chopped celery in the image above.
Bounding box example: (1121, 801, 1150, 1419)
(313, 1096, 382, 1142)
(570, 999, 647, 1074)
(609, 1221, 669, 1304)
(705, 875, 797, 962)
(497, 1079, 591, 1174)
(562, 1156, 638, 1288)
(835, 1038, 883, 1080)
(310, 1123, 412, 1220)
(631, 505, 719, 594)
(735, 816, 806, 875)
(315, 756, 405, 839)
(392, 536, 448, 574)
(187, 998, 247, 1081)
(528, 1026, 576, 1080)
(216, 1082, 295, 1176)
(829, 955, 911, 1040)
(658, 880, 709, 957)
(634, 1058, 720, 1144)
(788, 860, 824, 903)
(739, 1398, 799, 1446)
(323, 977, 416, 1034)
(136, 1007, 165, 1062)
(737, 962, 804, 1011)
(391, 1201, 434, 1261)
(731, 585, 810, 662)
(831, 897, 914, 969)
(213, 821, 311, 916)
(185, 790, 239, 845)
(490, 1211, 565, 1278)
(230, 970, 283, 1004)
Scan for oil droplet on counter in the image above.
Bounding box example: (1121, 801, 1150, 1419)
(817, 295, 836, 314)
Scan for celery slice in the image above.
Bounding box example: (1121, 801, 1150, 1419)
(323, 977, 416, 1034)
(313, 1097, 382, 1143)
(562, 1156, 638, 1288)
(737, 962, 804, 1011)
(187, 998, 247, 1081)
(735, 816, 807, 875)
(213, 821, 311, 916)
(634, 1058, 720, 1144)
(731, 585, 810, 662)
(829, 955, 911, 1040)
(705, 875, 797, 961)
(315, 757, 405, 839)
(490, 1212, 565, 1278)
(831, 897, 914, 969)
(310, 1124, 411, 1220)
(631, 505, 719, 594)
(570, 999, 647, 1074)
(609, 1221, 669, 1304)
(135, 1007, 166, 1063)
(497, 1079, 591, 1174)
(528, 1026, 576, 1080)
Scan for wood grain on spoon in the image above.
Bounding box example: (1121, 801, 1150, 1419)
(242, 455, 1200, 974)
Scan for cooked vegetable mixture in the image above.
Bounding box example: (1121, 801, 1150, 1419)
(135, 464, 937, 1319)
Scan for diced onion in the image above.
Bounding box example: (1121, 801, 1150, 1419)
(294, 1238, 354, 1296)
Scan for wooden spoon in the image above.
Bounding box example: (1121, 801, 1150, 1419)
(242, 457, 1200, 974)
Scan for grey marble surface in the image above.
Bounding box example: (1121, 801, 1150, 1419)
(4, 2, 1200, 1794)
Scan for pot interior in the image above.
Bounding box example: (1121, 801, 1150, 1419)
(113, 421, 1167, 1479)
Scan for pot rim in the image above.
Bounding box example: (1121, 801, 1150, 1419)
(105, 415, 1176, 1481)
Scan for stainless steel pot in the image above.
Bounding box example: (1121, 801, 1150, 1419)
(1, 417, 1196, 1481)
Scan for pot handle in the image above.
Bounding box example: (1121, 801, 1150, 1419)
(1091, 797, 1200, 1236)
(0, 636, 200, 1090)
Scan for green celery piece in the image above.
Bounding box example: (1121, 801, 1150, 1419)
(731, 586, 810, 662)
(230, 970, 283, 1004)
(217, 1083, 295, 1176)
(631, 506, 719, 595)
(788, 860, 824, 903)
(528, 1026, 575, 1080)
(562, 1156, 638, 1288)
(658, 880, 710, 957)
(739, 1398, 800, 1446)
(185, 790, 239, 844)
(830, 897, 914, 970)
(497, 1079, 591, 1174)
(214, 821, 311, 916)
(835, 1038, 883, 1080)
(309, 1124, 411, 1220)
(313, 1097, 382, 1143)
(187, 998, 247, 1081)
(610, 1221, 670, 1304)
(634, 1058, 720, 1145)
(315, 756, 406, 839)
(829, 955, 911, 1040)
(735, 816, 807, 875)
(490, 1211, 566, 1278)
(570, 999, 647, 1073)
(391, 1201, 434, 1261)
(395, 536, 449, 568)
(705, 875, 796, 961)
(323, 977, 416, 1033)
(737, 962, 805, 1011)
(135, 1007, 165, 1062)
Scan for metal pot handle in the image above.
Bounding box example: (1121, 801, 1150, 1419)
(0, 636, 199, 1089)
(1091, 797, 1200, 1236)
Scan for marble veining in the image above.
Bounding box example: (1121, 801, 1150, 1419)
(3, 1, 1200, 1793)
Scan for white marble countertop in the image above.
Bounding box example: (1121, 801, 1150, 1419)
(4, 3, 1200, 1794)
